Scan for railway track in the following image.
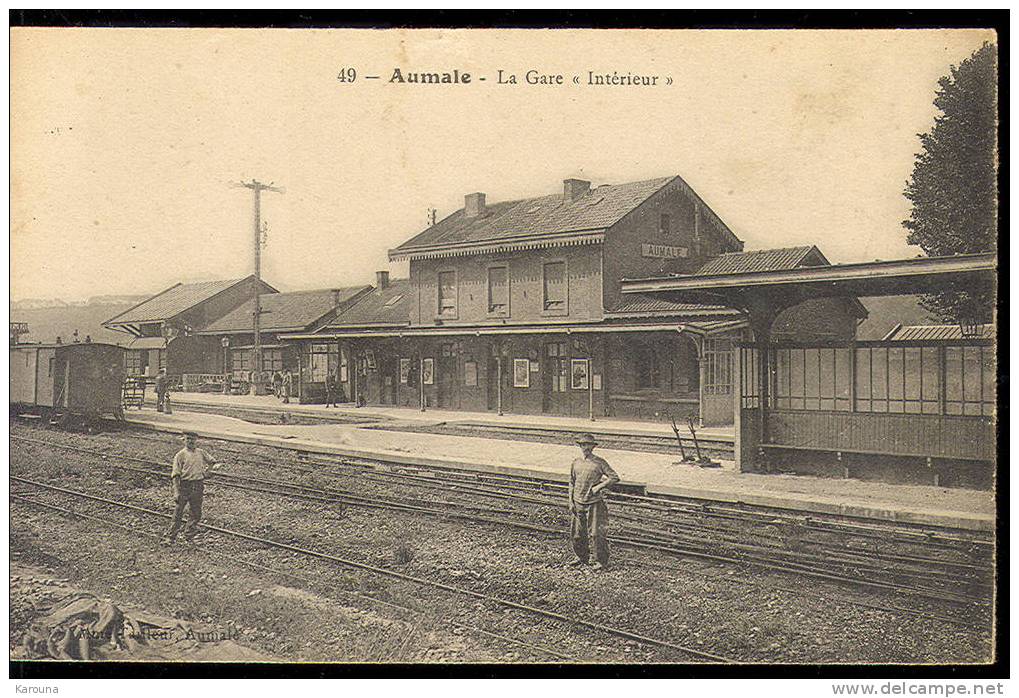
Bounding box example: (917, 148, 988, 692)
(11, 429, 995, 630)
(11, 476, 735, 663)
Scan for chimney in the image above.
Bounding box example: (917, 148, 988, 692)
(464, 192, 486, 218)
(331, 289, 342, 307)
(376, 270, 390, 290)
(563, 178, 591, 202)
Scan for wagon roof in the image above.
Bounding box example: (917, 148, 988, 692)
(10, 341, 122, 350)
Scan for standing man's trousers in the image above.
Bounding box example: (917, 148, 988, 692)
(571, 500, 610, 565)
(166, 480, 204, 540)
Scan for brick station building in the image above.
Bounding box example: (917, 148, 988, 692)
(285, 175, 866, 425)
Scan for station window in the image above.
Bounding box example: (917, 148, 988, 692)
(487, 266, 509, 315)
(659, 213, 671, 236)
(125, 351, 143, 376)
(262, 349, 283, 373)
(231, 349, 252, 373)
(306, 343, 339, 383)
(438, 270, 457, 317)
(635, 347, 659, 390)
(542, 262, 566, 314)
(703, 338, 733, 396)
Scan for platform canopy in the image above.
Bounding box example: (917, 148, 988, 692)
(620, 253, 997, 318)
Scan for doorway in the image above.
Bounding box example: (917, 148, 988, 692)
(543, 341, 568, 414)
(486, 357, 500, 411)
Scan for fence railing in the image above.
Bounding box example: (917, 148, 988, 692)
(181, 373, 227, 392)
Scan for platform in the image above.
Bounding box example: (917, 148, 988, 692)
(120, 401, 995, 532)
(154, 391, 736, 440)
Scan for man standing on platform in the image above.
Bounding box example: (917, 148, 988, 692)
(324, 369, 338, 408)
(154, 368, 168, 413)
(161, 432, 219, 545)
(281, 369, 293, 404)
(568, 433, 620, 571)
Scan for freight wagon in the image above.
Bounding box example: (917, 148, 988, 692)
(10, 343, 126, 427)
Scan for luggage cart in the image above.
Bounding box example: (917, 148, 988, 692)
(121, 376, 146, 410)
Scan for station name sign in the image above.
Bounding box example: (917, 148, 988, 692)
(641, 243, 688, 259)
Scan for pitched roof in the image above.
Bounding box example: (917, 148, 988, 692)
(324, 279, 411, 328)
(390, 177, 677, 257)
(105, 277, 269, 326)
(199, 286, 371, 334)
(694, 246, 828, 276)
(883, 323, 996, 341)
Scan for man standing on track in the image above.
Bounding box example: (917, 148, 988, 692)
(161, 432, 219, 545)
(568, 434, 620, 571)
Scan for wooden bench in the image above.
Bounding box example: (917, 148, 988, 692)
(760, 442, 990, 485)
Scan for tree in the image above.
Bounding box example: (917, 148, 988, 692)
(903, 42, 998, 323)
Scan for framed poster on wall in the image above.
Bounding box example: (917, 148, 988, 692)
(399, 358, 411, 384)
(464, 361, 478, 387)
(513, 358, 530, 388)
(422, 358, 434, 385)
(571, 358, 590, 390)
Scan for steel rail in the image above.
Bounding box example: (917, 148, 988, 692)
(12, 433, 993, 605)
(98, 426, 994, 548)
(14, 435, 986, 595)
(10, 476, 736, 663)
(9, 494, 574, 662)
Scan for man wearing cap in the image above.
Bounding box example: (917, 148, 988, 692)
(161, 432, 219, 545)
(568, 433, 620, 570)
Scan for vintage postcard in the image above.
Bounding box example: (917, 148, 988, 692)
(8, 16, 1002, 683)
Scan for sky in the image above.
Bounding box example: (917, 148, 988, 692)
(10, 27, 995, 302)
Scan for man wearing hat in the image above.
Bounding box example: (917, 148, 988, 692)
(162, 432, 219, 545)
(568, 433, 620, 570)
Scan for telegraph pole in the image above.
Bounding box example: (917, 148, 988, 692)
(236, 179, 283, 380)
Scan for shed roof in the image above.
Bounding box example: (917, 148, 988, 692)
(606, 295, 741, 318)
(693, 246, 828, 276)
(199, 286, 371, 334)
(882, 323, 996, 341)
(104, 277, 274, 326)
(324, 279, 411, 328)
